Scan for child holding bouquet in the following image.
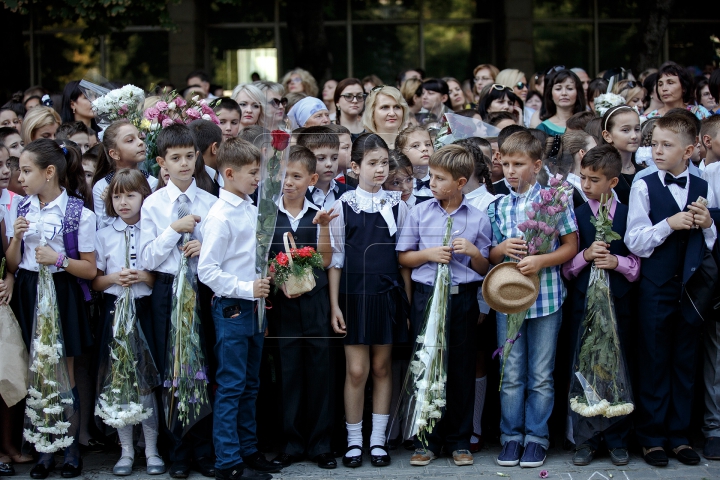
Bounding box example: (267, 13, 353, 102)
(487, 131, 577, 468)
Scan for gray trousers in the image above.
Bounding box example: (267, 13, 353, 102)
(704, 320, 720, 438)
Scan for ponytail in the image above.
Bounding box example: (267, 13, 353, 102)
(453, 138, 495, 194)
(57, 140, 92, 208)
(193, 151, 215, 194)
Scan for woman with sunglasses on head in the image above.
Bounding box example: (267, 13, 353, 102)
(362, 86, 410, 149)
(334, 78, 366, 139)
(496, 69, 535, 126)
(254, 80, 288, 130)
(530, 69, 586, 135)
(477, 84, 523, 125)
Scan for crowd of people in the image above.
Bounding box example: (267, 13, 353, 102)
(0, 59, 719, 480)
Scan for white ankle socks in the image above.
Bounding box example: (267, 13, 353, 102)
(471, 376, 487, 444)
(370, 413, 389, 456)
(346, 421, 363, 457)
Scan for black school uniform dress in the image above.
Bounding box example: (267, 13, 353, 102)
(332, 188, 409, 346)
(267, 199, 333, 458)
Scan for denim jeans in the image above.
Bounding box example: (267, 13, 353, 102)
(212, 297, 264, 470)
(496, 310, 562, 449)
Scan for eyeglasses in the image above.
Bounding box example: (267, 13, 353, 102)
(269, 98, 288, 108)
(289, 77, 303, 84)
(340, 93, 366, 102)
(491, 84, 513, 92)
(515, 82, 528, 90)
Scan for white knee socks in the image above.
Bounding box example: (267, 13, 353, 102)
(370, 413, 389, 455)
(116, 426, 135, 466)
(471, 376, 487, 444)
(346, 421, 363, 457)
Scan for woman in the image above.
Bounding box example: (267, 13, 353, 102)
(362, 75, 384, 95)
(496, 69, 532, 125)
(525, 90, 543, 112)
(322, 79, 338, 122)
(334, 78, 366, 137)
(530, 71, 545, 95)
(400, 78, 423, 125)
(443, 77, 472, 112)
(61, 80, 97, 131)
(613, 79, 646, 114)
(362, 86, 409, 149)
(642, 61, 711, 120)
(254, 80, 287, 130)
(472, 64, 499, 104)
(288, 97, 331, 129)
(231, 83, 265, 130)
(696, 77, 718, 113)
(642, 73, 664, 115)
(21, 106, 61, 144)
(419, 78, 451, 126)
(586, 78, 608, 114)
(477, 84, 522, 125)
(282, 68, 319, 97)
(531, 69, 586, 135)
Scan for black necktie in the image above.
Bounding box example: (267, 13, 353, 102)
(416, 178, 430, 191)
(664, 174, 687, 188)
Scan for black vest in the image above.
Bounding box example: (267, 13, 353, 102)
(305, 182, 353, 209)
(574, 201, 633, 298)
(269, 207, 328, 297)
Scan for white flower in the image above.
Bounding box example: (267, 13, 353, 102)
(192, 95, 199, 102)
(409, 360, 425, 376)
(594, 93, 626, 116)
(202, 114, 211, 121)
(168, 102, 177, 110)
(416, 334, 425, 343)
(416, 418, 427, 428)
(433, 399, 446, 408)
(416, 380, 429, 390)
(428, 409, 442, 419)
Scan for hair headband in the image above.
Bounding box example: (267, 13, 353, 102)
(603, 105, 634, 131)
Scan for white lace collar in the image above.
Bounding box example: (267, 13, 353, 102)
(340, 188, 402, 235)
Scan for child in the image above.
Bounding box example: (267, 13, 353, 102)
(599, 105, 643, 204)
(6, 157, 22, 196)
(56, 121, 91, 154)
(328, 132, 410, 469)
(0, 127, 24, 158)
(325, 124, 351, 184)
(397, 144, 491, 467)
(138, 124, 218, 478)
(189, 119, 224, 195)
(81, 144, 101, 191)
(7, 139, 97, 478)
(396, 125, 433, 198)
(196, 137, 277, 479)
(492, 125, 526, 195)
(699, 115, 720, 172)
(297, 126, 351, 210)
(625, 114, 717, 467)
(383, 150, 425, 207)
(93, 169, 165, 476)
(562, 144, 640, 466)
(0, 146, 14, 211)
(266, 145, 338, 469)
(559, 130, 597, 207)
(93, 120, 158, 229)
(213, 97, 242, 142)
(488, 130, 577, 468)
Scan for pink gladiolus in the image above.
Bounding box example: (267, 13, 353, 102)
(174, 96, 187, 108)
(532, 202, 541, 211)
(156, 101, 168, 112)
(527, 210, 536, 220)
(534, 236, 543, 246)
(527, 220, 538, 230)
(528, 243, 538, 255)
(540, 189, 553, 202)
(162, 118, 174, 128)
(540, 205, 548, 214)
(144, 107, 160, 120)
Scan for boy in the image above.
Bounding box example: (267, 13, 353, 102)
(488, 131, 577, 468)
(0, 127, 23, 158)
(189, 119, 224, 194)
(297, 126, 352, 210)
(213, 97, 242, 141)
(562, 144, 640, 466)
(55, 121, 91, 153)
(626, 114, 717, 467)
(81, 145, 99, 190)
(397, 144, 491, 467)
(324, 124, 351, 184)
(138, 124, 219, 478)
(492, 125, 526, 195)
(699, 115, 720, 172)
(197, 137, 276, 480)
(266, 145, 338, 470)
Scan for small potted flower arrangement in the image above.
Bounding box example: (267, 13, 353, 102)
(268, 233, 323, 297)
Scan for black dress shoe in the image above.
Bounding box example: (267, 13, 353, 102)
(642, 447, 668, 467)
(216, 464, 275, 480)
(704, 436, 720, 460)
(271, 452, 303, 467)
(30, 463, 54, 479)
(243, 451, 282, 473)
(370, 445, 391, 467)
(312, 453, 337, 469)
(342, 445, 362, 468)
(193, 456, 216, 477)
(60, 459, 82, 478)
(0, 462, 15, 477)
(82, 438, 106, 453)
(673, 446, 701, 465)
(169, 461, 190, 478)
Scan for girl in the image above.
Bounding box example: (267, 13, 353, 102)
(92, 120, 158, 229)
(322, 79, 338, 122)
(21, 106, 61, 145)
(334, 78, 366, 137)
(0, 146, 15, 211)
(7, 139, 97, 479)
(329, 133, 410, 469)
(231, 84, 265, 130)
(396, 125, 434, 198)
(532, 69, 586, 135)
(419, 78, 451, 126)
(93, 169, 164, 476)
(383, 150, 418, 207)
(477, 84, 523, 125)
(600, 105, 643, 204)
(0, 107, 21, 130)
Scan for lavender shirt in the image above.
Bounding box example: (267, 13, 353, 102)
(396, 196, 492, 286)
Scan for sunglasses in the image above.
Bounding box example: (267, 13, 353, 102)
(515, 82, 528, 90)
(371, 85, 387, 92)
(270, 98, 289, 108)
(619, 81, 637, 92)
(340, 93, 366, 102)
(491, 84, 513, 92)
(545, 65, 566, 75)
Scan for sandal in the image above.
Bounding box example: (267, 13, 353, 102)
(672, 445, 700, 465)
(370, 445, 391, 467)
(642, 446, 668, 467)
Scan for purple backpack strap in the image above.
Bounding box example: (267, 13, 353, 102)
(63, 196, 92, 302)
(16, 196, 31, 257)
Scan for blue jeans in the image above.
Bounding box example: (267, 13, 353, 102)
(212, 297, 264, 470)
(496, 310, 562, 449)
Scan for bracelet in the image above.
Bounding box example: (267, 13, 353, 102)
(55, 253, 65, 268)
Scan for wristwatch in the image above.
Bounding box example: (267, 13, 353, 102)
(61, 255, 70, 269)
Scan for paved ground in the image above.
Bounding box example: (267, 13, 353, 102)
(9, 446, 720, 480)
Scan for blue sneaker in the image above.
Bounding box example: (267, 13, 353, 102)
(519, 442, 546, 468)
(496, 441, 523, 467)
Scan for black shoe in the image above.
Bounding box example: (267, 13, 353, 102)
(572, 444, 594, 466)
(342, 445, 363, 468)
(60, 459, 82, 479)
(242, 468, 273, 480)
(271, 453, 302, 468)
(642, 447, 668, 467)
(403, 440, 415, 451)
(169, 461, 190, 478)
(672, 446, 701, 465)
(82, 438, 106, 453)
(215, 464, 244, 480)
(370, 445, 391, 467)
(704, 437, 720, 460)
(0, 462, 15, 477)
(193, 457, 215, 477)
(29, 463, 54, 480)
(609, 447, 629, 466)
(312, 453, 337, 469)
(243, 451, 282, 473)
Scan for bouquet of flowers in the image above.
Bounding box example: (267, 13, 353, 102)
(397, 217, 453, 448)
(433, 112, 500, 151)
(79, 80, 145, 132)
(494, 174, 573, 388)
(593, 93, 626, 117)
(569, 195, 634, 429)
(95, 230, 159, 429)
(23, 222, 75, 453)
(0, 258, 28, 408)
(255, 130, 290, 329)
(268, 233, 323, 296)
(164, 234, 211, 436)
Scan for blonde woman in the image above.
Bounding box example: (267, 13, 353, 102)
(362, 86, 410, 149)
(495, 69, 529, 102)
(254, 81, 287, 130)
(612, 79, 646, 115)
(21, 106, 61, 144)
(281, 68, 319, 97)
(231, 83, 266, 129)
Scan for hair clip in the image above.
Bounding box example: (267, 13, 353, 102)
(60, 144, 68, 155)
(41, 94, 53, 107)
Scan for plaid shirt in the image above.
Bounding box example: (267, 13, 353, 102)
(488, 182, 577, 319)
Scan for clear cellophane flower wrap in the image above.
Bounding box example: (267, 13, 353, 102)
(569, 195, 634, 445)
(23, 223, 75, 453)
(433, 112, 501, 151)
(394, 217, 453, 448)
(163, 233, 211, 437)
(0, 259, 29, 407)
(95, 230, 159, 431)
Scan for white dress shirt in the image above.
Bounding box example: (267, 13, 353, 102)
(204, 165, 225, 188)
(465, 184, 503, 216)
(0, 189, 13, 212)
(413, 173, 432, 197)
(702, 162, 720, 208)
(625, 169, 717, 257)
(308, 179, 342, 211)
(94, 174, 159, 229)
(139, 179, 217, 274)
(198, 189, 258, 300)
(96, 217, 152, 298)
(7, 190, 96, 273)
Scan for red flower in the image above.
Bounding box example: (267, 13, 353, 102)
(271, 130, 290, 151)
(298, 246, 314, 258)
(276, 252, 289, 266)
(269, 264, 275, 273)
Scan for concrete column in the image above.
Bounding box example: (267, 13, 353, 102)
(504, 0, 534, 75)
(168, 0, 206, 86)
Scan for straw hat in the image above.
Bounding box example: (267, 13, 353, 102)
(482, 262, 540, 314)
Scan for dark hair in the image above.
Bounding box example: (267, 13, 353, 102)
(22, 138, 91, 205)
(1, 92, 25, 119)
(296, 125, 340, 151)
(8, 156, 19, 171)
(540, 69, 586, 120)
(104, 168, 153, 217)
(587, 78, 609, 106)
(709, 69, 720, 104)
(642, 73, 658, 110)
(157, 124, 196, 158)
(656, 61, 694, 104)
(288, 145, 317, 175)
(695, 77, 710, 107)
(0, 127, 21, 146)
(55, 121, 89, 141)
(351, 132, 388, 166)
(211, 97, 241, 114)
(454, 138, 494, 193)
(23, 95, 42, 109)
(396, 69, 423, 87)
(324, 123, 351, 136)
(487, 111, 516, 127)
(60, 81, 82, 123)
(497, 124, 526, 149)
(186, 70, 211, 83)
(566, 111, 595, 131)
(528, 128, 549, 146)
(82, 143, 102, 165)
(526, 90, 542, 107)
(238, 125, 271, 150)
(188, 119, 223, 155)
(387, 149, 413, 176)
(601, 105, 640, 135)
(584, 118, 604, 144)
(477, 86, 521, 122)
(193, 152, 215, 194)
(663, 108, 701, 140)
(333, 78, 364, 121)
(422, 78, 451, 109)
(581, 144, 622, 179)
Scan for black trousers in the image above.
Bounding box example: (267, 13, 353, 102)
(410, 282, 479, 453)
(268, 287, 334, 457)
